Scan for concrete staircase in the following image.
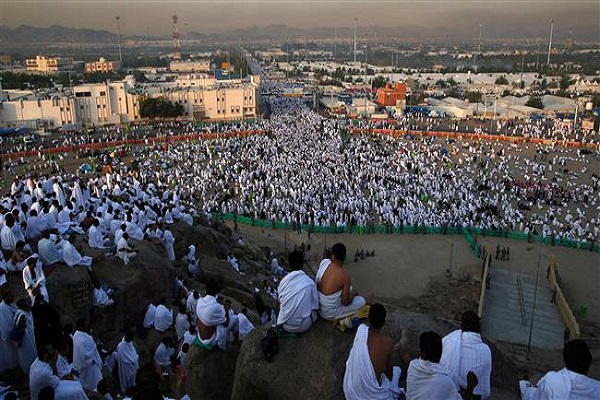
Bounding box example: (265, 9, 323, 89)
(482, 268, 565, 350)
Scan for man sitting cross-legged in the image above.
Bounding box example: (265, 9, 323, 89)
(406, 331, 478, 400)
(316, 242, 366, 320)
(276, 250, 319, 333)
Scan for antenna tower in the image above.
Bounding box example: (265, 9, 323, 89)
(172, 15, 182, 60)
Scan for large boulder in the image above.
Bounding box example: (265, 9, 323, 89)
(171, 221, 228, 259)
(230, 310, 459, 400)
(184, 344, 240, 400)
(231, 320, 352, 400)
(89, 239, 179, 346)
(198, 258, 251, 293)
(45, 265, 94, 327)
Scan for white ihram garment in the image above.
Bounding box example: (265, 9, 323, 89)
(276, 270, 319, 333)
(343, 324, 403, 400)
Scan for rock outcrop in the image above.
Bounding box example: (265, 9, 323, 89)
(227, 310, 456, 400)
(184, 344, 240, 400)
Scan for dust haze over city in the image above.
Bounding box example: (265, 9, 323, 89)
(0, 0, 600, 400)
(2, 0, 599, 40)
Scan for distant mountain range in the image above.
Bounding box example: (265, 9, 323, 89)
(0, 23, 462, 46)
(1, 23, 596, 46)
(0, 25, 117, 44)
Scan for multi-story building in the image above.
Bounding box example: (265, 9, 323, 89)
(25, 55, 74, 72)
(0, 75, 259, 128)
(376, 82, 407, 108)
(73, 81, 140, 125)
(0, 54, 11, 66)
(158, 80, 260, 121)
(170, 60, 211, 72)
(85, 57, 120, 73)
(0, 96, 76, 129)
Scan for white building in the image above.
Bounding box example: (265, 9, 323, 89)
(170, 60, 211, 72)
(73, 81, 141, 125)
(26, 55, 74, 72)
(157, 80, 260, 121)
(0, 96, 76, 129)
(85, 57, 120, 73)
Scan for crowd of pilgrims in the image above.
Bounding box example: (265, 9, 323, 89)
(129, 97, 599, 245)
(0, 71, 597, 398)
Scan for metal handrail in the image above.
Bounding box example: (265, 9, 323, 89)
(517, 275, 527, 325)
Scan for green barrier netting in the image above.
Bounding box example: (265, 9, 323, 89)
(462, 229, 479, 256)
(212, 213, 599, 253)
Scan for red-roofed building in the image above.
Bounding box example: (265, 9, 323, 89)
(376, 82, 407, 108)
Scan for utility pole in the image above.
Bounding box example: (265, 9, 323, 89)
(116, 16, 123, 68)
(526, 240, 543, 358)
(547, 20, 554, 65)
(333, 24, 337, 60)
(478, 23, 483, 56)
(353, 17, 357, 63)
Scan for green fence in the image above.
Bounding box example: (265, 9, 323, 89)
(215, 213, 600, 253)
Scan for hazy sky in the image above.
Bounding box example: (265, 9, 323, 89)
(1, 0, 599, 40)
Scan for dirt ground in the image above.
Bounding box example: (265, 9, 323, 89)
(232, 222, 600, 385)
(234, 223, 598, 323)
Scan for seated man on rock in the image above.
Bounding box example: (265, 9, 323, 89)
(316, 243, 366, 320)
(343, 303, 403, 400)
(195, 279, 230, 350)
(440, 311, 492, 399)
(37, 231, 63, 266)
(276, 250, 319, 333)
(406, 331, 478, 400)
(520, 339, 600, 399)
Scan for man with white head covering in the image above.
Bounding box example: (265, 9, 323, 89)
(72, 317, 102, 391)
(237, 308, 254, 339)
(116, 329, 139, 394)
(162, 226, 176, 262)
(195, 279, 229, 350)
(153, 298, 174, 332)
(59, 236, 93, 268)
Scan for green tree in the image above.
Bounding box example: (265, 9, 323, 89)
(525, 96, 544, 109)
(465, 91, 482, 103)
(495, 75, 509, 85)
(372, 75, 387, 89)
(559, 75, 572, 90)
(83, 71, 123, 83)
(139, 97, 185, 119)
(132, 70, 147, 83)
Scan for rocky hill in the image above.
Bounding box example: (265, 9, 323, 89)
(1, 217, 558, 399)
